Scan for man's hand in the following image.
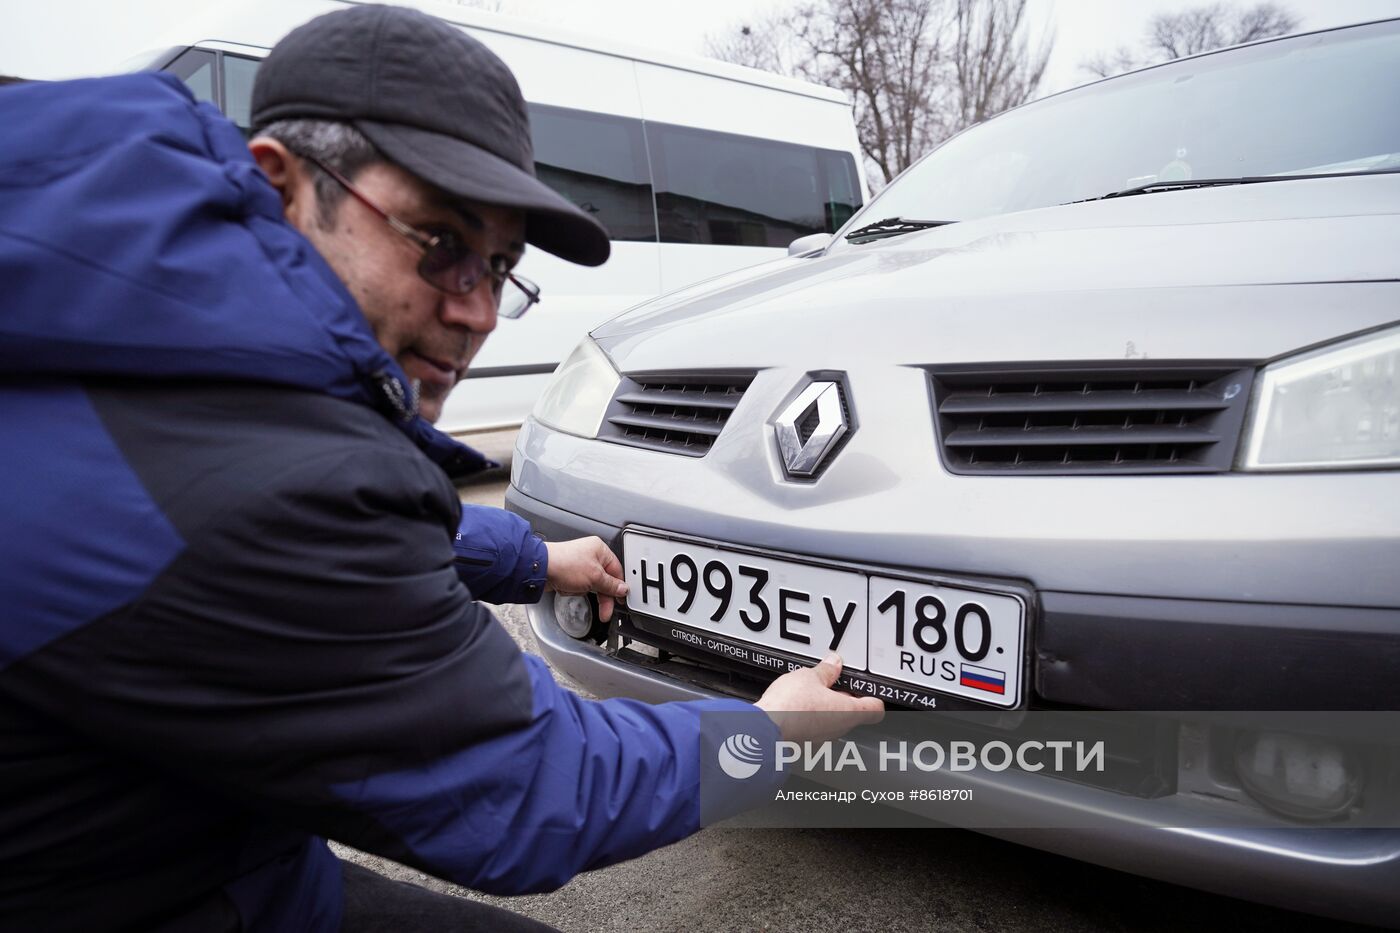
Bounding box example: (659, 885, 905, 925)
(544, 537, 629, 621)
(755, 652, 885, 742)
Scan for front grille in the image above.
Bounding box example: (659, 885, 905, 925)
(599, 372, 754, 456)
(930, 365, 1256, 475)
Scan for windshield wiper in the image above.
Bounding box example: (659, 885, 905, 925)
(1074, 167, 1400, 204)
(843, 216, 956, 243)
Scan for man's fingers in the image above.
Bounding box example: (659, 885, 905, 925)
(811, 651, 843, 688)
(851, 696, 886, 722)
(597, 543, 624, 578)
(591, 566, 629, 598)
(594, 544, 628, 599)
(597, 594, 615, 622)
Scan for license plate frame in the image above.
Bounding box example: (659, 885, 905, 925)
(621, 527, 1032, 710)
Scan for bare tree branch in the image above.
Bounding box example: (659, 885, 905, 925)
(703, 20, 793, 73)
(1148, 3, 1227, 59)
(707, 0, 1052, 187)
(1083, 2, 1298, 79)
(954, 0, 1053, 127)
(1080, 46, 1141, 79)
(1230, 3, 1300, 43)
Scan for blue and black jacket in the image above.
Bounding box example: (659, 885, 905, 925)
(0, 74, 776, 932)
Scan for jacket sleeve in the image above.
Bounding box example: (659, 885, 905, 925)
(452, 504, 549, 604)
(3, 444, 780, 894)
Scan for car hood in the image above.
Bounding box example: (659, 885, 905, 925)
(593, 172, 1400, 370)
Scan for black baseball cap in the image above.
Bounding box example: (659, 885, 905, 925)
(251, 4, 609, 266)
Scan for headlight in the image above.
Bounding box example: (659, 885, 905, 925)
(530, 337, 620, 438)
(1241, 325, 1400, 471)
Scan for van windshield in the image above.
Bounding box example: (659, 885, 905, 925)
(839, 18, 1400, 236)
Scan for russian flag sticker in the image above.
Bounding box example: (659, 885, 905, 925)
(960, 663, 1006, 695)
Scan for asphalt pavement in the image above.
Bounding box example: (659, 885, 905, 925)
(333, 428, 1385, 932)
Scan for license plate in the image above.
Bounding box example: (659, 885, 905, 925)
(622, 530, 1026, 708)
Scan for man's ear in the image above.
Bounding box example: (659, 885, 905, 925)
(248, 136, 306, 217)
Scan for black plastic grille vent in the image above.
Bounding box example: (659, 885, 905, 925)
(930, 366, 1255, 475)
(600, 372, 754, 457)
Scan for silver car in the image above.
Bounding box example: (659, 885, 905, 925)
(506, 17, 1400, 924)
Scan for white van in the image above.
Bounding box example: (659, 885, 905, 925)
(137, 0, 868, 434)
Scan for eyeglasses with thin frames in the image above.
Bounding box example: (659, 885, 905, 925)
(301, 154, 541, 320)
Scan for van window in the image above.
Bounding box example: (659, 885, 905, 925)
(223, 55, 261, 135)
(818, 149, 862, 232)
(165, 48, 217, 106)
(181, 54, 660, 242)
(529, 104, 656, 242)
(165, 49, 862, 248)
(646, 123, 862, 246)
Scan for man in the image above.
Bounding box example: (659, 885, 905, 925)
(0, 5, 881, 931)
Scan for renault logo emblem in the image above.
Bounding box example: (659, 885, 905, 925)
(774, 381, 848, 477)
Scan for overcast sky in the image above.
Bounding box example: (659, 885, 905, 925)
(3, 0, 1399, 95)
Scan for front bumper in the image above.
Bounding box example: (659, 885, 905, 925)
(508, 484, 1400, 710)
(507, 484, 1400, 925)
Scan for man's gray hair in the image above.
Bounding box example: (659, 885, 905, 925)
(256, 119, 381, 228)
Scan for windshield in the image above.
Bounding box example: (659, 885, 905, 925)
(839, 18, 1400, 236)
